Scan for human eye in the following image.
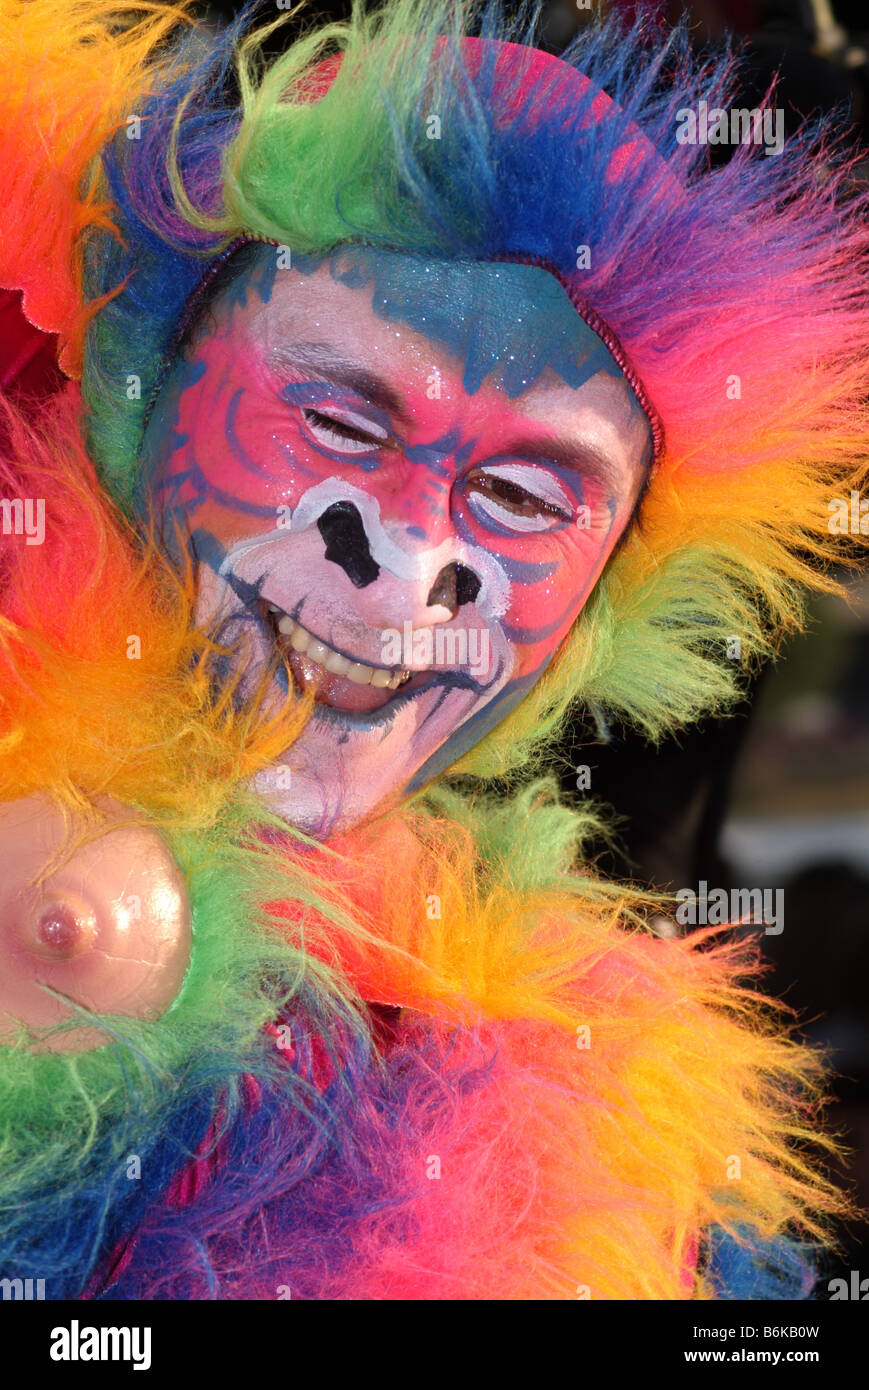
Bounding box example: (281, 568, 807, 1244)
(464, 463, 574, 533)
(301, 406, 390, 455)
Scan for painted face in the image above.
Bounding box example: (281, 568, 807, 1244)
(141, 246, 652, 835)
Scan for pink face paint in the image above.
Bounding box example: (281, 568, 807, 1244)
(0, 796, 191, 1051)
(143, 249, 651, 835)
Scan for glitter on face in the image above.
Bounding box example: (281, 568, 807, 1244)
(141, 246, 653, 834)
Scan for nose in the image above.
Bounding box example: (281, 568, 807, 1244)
(317, 502, 380, 588)
(426, 562, 481, 618)
(318, 502, 483, 618)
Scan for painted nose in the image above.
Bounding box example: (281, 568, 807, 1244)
(426, 562, 481, 618)
(317, 502, 379, 588)
(317, 501, 483, 616)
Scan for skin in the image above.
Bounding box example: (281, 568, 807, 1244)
(140, 245, 652, 836)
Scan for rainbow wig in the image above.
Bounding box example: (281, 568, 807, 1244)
(0, 0, 867, 1300)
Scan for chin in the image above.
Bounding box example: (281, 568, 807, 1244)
(252, 759, 375, 837)
(250, 710, 448, 838)
(238, 619, 510, 837)
(249, 676, 499, 836)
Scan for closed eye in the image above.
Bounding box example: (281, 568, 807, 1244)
(302, 407, 390, 455)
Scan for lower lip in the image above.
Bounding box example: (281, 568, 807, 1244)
(287, 648, 410, 714)
(309, 673, 452, 731)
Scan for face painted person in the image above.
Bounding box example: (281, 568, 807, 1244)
(142, 244, 652, 834)
(0, 0, 867, 1300)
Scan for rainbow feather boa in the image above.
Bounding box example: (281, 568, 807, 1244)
(0, 392, 846, 1299)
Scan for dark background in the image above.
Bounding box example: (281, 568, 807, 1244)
(177, 0, 869, 1290)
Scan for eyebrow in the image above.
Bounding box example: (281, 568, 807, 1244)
(497, 437, 634, 496)
(271, 341, 643, 489)
(270, 342, 414, 425)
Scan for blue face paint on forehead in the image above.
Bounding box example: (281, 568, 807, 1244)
(282, 246, 636, 403)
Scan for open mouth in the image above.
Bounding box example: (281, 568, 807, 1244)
(263, 603, 425, 715)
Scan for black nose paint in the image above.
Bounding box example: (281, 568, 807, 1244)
(426, 562, 482, 616)
(317, 502, 380, 588)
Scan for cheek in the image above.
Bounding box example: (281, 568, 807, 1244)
(454, 492, 621, 677)
(152, 358, 385, 524)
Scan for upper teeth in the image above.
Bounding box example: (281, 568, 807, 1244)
(270, 610, 411, 689)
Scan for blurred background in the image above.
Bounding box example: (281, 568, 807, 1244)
(132, 0, 869, 1291)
